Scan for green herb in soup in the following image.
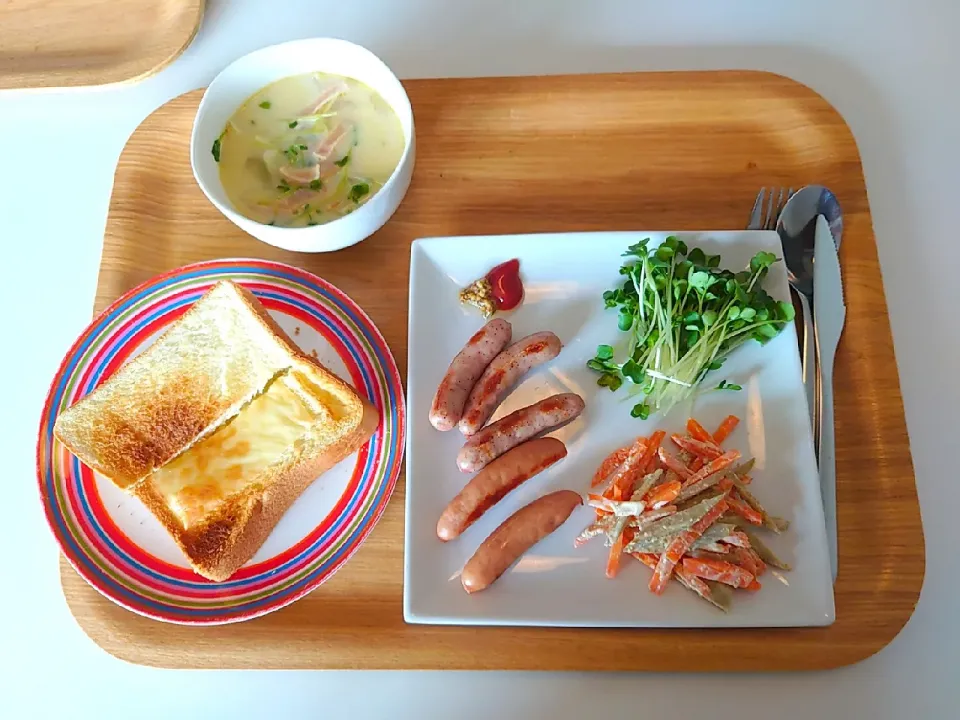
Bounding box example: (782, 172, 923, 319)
(216, 72, 404, 228)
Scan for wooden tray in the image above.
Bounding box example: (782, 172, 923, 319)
(0, 0, 204, 89)
(61, 71, 924, 671)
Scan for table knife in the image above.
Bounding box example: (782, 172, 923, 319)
(813, 214, 846, 582)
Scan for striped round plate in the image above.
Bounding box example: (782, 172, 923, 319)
(37, 259, 405, 625)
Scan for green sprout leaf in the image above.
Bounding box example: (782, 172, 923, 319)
(597, 373, 623, 392)
(630, 403, 651, 420)
(750, 251, 778, 274)
(621, 359, 644, 385)
(585, 237, 789, 419)
(778, 300, 796, 321)
(689, 270, 712, 293)
(596, 344, 614, 360)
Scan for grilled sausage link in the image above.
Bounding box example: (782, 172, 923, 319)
(456, 393, 584, 473)
(429, 318, 512, 431)
(460, 490, 582, 593)
(438, 438, 568, 541)
(458, 331, 562, 436)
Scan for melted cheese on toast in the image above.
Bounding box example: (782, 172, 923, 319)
(149, 369, 345, 528)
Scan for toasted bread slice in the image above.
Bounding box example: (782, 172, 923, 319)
(134, 362, 378, 581)
(53, 280, 379, 581)
(54, 281, 301, 489)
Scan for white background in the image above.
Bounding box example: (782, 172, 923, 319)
(1, 0, 957, 717)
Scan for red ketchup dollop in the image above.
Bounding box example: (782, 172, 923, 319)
(485, 259, 524, 312)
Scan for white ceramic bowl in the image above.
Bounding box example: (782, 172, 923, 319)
(190, 38, 415, 253)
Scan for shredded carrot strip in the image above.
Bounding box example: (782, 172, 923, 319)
(645, 479, 682, 507)
(606, 532, 625, 578)
(597, 486, 614, 518)
(639, 430, 665, 474)
(726, 493, 764, 525)
(675, 565, 718, 603)
(649, 497, 729, 594)
(713, 415, 740, 444)
(686, 418, 713, 443)
(584, 419, 782, 608)
(636, 552, 719, 606)
(681, 557, 756, 589)
(610, 438, 648, 500)
(725, 530, 753, 548)
(657, 447, 692, 479)
(591, 445, 631, 487)
(727, 546, 760, 576)
(632, 552, 660, 569)
(682, 450, 741, 488)
(671, 433, 722, 460)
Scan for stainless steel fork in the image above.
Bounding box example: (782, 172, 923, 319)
(747, 186, 793, 232)
(748, 187, 818, 433)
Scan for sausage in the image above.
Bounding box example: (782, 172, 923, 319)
(456, 393, 584, 473)
(460, 489, 582, 594)
(438, 438, 568, 541)
(429, 318, 512, 431)
(457, 331, 562, 436)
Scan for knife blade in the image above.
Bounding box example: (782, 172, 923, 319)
(813, 214, 846, 582)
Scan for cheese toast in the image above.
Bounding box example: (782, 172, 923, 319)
(54, 280, 378, 581)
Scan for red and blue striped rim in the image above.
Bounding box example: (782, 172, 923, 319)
(36, 259, 405, 624)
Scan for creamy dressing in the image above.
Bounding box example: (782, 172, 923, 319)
(215, 72, 404, 228)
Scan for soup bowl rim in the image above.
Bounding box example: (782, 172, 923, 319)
(190, 36, 415, 254)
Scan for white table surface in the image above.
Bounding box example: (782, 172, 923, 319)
(1, 0, 956, 717)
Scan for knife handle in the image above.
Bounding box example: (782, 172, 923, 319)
(797, 290, 819, 443)
(815, 320, 838, 583)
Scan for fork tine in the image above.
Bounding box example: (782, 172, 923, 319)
(753, 186, 796, 232)
(766, 187, 794, 229)
(748, 188, 766, 229)
(779, 187, 792, 223)
(763, 187, 776, 230)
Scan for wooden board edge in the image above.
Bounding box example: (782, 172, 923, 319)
(58, 558, 158, 666)
(0, 0, 204, 90)
(61, 547, 923, 672)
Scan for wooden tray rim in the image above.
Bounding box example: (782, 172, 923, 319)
(57, 69, 924, 671)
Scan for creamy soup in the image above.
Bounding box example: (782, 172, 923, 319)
(214, 72, 404, 228)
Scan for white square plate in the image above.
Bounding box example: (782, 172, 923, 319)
(404, 231, 834, 628)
